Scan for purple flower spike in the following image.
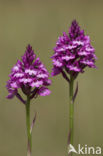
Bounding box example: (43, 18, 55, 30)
(6, 45, 51, 102)
(6, 45, 51, 155)
(51, 20, 97, 79)
(51, 20, 97, 151)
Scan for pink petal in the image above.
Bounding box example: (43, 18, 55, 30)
(38, 87, 51, 96)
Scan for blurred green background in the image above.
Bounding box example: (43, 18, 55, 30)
(0, 0, 103, 156)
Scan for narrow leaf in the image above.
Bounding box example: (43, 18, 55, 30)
(72, 82, 78, 103)
(30, 112, 37, 134)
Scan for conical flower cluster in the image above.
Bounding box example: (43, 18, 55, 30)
(7, 45, 51, 99)
(51, 20, 97, 78)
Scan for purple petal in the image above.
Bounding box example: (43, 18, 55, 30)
(38, 87, 51, 96)
(51, 67, 61, 76)
(7, 90, 17, 99)
(30, 80, 43, 87)
(52, 59, 63, 67)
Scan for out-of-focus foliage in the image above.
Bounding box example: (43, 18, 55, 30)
(0, 0, 102, 156)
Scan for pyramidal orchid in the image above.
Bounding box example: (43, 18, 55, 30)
(6, 45, 51, 156)
(51, 20, 97, 156)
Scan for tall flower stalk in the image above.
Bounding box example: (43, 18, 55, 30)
(6, 45, 51, 156)
(51, 20, 97, 155)
(69, 75, 74, 147)
(26, 96, 32, 156)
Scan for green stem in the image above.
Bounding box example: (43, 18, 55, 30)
(69, 75, 74, 155)
(26, 96, 32, 156)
